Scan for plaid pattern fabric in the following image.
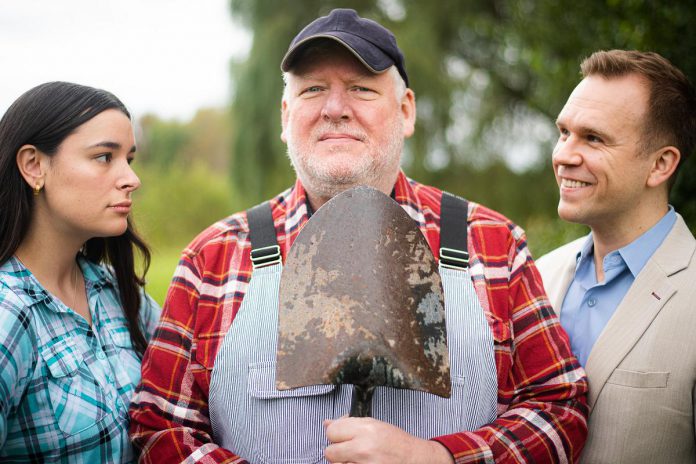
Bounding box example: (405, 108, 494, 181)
(130, 171, 588, 463)
(0, 256, 160, 463)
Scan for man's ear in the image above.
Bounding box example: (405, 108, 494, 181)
(647, 146, 680, 189)
(401, 89, 416, 138)
(16, 144, 46, 189)
(280, 99, 289, 143)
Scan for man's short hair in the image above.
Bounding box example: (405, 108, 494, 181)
(580, 50, 696, 178)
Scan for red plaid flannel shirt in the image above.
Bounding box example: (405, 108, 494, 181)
(130, 171, 588, 463)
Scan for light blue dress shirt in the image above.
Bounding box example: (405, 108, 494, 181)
(560, 207, 677, 366)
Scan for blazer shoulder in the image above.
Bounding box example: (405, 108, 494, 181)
(536, 236, 587, 278)
(653, 214, 696, 276)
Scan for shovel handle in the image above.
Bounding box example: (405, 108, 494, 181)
(350, 386, 375, 417)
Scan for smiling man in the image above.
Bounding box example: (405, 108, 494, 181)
(130, 9, 588, 464)
(537, 50, 696, 463)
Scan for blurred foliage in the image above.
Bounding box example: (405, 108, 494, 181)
(133, 162, 240, 249)
(131, 110, 244, 303)
(139, 108, 232, 172)
(228, 0, 696, 245)
(134, 1, 696, 302)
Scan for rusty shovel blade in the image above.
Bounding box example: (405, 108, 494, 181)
(276, 186, 451, 416)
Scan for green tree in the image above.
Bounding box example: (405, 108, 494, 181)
(138, 114, 190, 168)
(228, 0, 696, 250)
(133, 110, 241, 303)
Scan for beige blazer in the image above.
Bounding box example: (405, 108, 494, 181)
(537, 215, 696, 463)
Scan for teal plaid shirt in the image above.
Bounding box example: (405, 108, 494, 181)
(0, 256, 160, 463)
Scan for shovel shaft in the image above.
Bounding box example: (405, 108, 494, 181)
(350, 386, 375, 417)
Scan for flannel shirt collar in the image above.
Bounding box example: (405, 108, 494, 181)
(0, 255, 114, 311)
(278, 170, 424, 242)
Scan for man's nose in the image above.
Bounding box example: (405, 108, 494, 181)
(552, 136, 582, 166)
(321, 89, 352, 122)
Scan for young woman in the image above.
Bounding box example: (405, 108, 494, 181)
(0, 82, 160, 463)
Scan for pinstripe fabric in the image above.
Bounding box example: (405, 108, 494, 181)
(130, 171, 588, 463)
(372, 267, 498, 437)
(209, 264, 337, 463)
(0, 256, 160, 463)
(208, 262, 498, 462)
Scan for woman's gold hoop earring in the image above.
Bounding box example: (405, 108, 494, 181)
(33, 183, 41, 196)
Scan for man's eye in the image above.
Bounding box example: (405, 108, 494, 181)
(587, 134, 603, 143)
(95, 153, 112, 163)
(302, 86, 323, 94)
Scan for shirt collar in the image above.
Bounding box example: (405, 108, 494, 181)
(574, 206, 677, 278)
(575, 234, 595, 269)
(0, 255, 114, 310)
(79, 256, 116, 291)
(0, 256, 50, 308)
(278, 170, 424, 239)
(619, 206, 676, 277)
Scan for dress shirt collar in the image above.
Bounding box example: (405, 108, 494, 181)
(620, 206, 676, 277)
(574, 205, 677, 278)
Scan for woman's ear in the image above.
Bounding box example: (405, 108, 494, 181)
(16, 144, 45, 190)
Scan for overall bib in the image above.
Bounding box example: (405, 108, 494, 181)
(209, 193, 498, 464)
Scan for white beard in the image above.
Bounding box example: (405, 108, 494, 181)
(286, 118, 405, 201)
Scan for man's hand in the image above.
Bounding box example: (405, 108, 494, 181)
(323, 417, 455, 464)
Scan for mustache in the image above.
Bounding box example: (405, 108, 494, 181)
(312, 123, 367, 141)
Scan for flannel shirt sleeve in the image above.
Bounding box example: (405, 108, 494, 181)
(129, 253, 246, 464)
(433, 223, 589, 463)
(0, 291, 35, 450)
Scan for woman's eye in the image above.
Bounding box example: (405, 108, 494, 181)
(95, 153, 112, 163)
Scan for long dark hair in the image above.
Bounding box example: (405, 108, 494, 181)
(0, 81, 151, 357)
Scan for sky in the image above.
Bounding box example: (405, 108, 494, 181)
(0, 0, 251, 121)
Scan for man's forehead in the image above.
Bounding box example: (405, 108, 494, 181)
(559, 75, 648, 124)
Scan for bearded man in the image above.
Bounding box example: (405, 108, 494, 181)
(130, 9, 588, 464)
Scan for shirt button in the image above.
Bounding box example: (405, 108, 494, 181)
(96, 351, 106, 360)
(588, 298, 597, 307)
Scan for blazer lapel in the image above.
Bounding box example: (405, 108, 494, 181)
(542, 236, 586, 317)
(584, 216, 694, 409)
(584, 263, 674, 409)
(550, 261, 576, 317)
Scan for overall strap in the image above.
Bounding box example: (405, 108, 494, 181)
(247, 202, 281, 269)
(439, 192, 469, 270)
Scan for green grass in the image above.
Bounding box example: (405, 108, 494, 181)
(144, 247, 183, 306)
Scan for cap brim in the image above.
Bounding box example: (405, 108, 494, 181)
(281, 33, 393, 75)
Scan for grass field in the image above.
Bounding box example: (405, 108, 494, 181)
(144, 247, 183, 306)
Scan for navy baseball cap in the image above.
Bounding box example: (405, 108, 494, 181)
(281, 9, 409, 87)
